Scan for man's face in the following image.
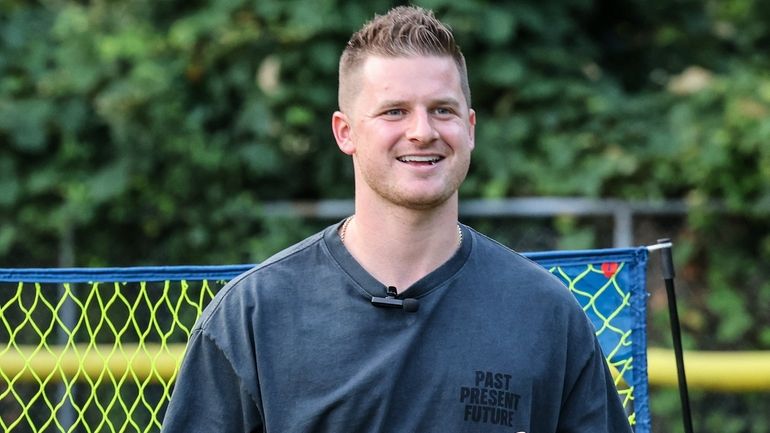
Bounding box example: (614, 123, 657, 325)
(333, 55, 476, 211)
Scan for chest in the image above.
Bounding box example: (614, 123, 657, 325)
(253, 302, 568, 433)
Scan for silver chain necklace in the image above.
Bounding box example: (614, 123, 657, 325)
(339, 216, 463, 246)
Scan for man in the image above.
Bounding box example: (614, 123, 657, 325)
(161, 6, 633, 433)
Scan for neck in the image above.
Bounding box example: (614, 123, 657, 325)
(341, 200, 461, 293)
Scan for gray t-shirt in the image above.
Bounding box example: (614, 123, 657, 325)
(161, 222, 632, 433)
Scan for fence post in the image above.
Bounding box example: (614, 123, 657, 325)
(57, 223, 76, 430)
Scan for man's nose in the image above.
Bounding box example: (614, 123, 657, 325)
(405, 110, 439, 144)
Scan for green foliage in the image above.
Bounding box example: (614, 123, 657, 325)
(2, 0, 770, 430)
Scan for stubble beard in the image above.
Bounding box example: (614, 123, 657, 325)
(357, 156, 470, 211)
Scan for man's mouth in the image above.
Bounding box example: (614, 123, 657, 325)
(396, 155, 444, 165)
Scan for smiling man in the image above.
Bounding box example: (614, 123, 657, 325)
(161, 6, 633, 433)
(331, 52, 475, 290)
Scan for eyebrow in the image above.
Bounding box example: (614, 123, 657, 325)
(432, 97, 462, 108)
(373, 100, 406, 111)
(375, 97, 462, 110)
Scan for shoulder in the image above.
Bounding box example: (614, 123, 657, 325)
(462, 226, 596, 334)
(466, 227, 603, 344)
(196, 228, 329, 331)
(467, 227, 572, 296)
(467, 226, 541, 269)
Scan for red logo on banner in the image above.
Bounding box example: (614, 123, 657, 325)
(601, 262, 619, 279)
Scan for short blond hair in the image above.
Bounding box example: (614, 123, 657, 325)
(338, 6, 471, 113)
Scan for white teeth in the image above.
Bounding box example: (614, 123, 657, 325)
(398, 155, 441, 163)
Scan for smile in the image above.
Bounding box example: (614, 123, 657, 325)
(396, 155, 444, 165)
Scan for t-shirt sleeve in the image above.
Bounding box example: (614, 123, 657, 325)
(160, 330, 264, 433)
(556, 337, 633, 433)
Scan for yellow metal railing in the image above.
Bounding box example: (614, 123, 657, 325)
(647, 348, 770, 391)
(1, 344, 185, 384)
(5, 345, 768, 390)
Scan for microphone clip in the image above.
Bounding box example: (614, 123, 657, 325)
(371, 286, 419, 313)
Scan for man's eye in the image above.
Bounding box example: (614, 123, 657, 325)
(434, 107, 454, 115)
(384, 109, 405, 116)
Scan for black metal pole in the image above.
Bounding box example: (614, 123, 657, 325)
(657, 238, 694, 433)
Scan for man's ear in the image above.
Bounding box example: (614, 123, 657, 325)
(332, 111, 355, 155)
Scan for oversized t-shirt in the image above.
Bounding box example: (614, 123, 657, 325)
(161, 222, 632, 433)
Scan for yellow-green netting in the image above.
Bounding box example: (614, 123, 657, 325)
(0, 278, 224, 433)
(553, 262, 635, 418)
(1, 248, 650, 432)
